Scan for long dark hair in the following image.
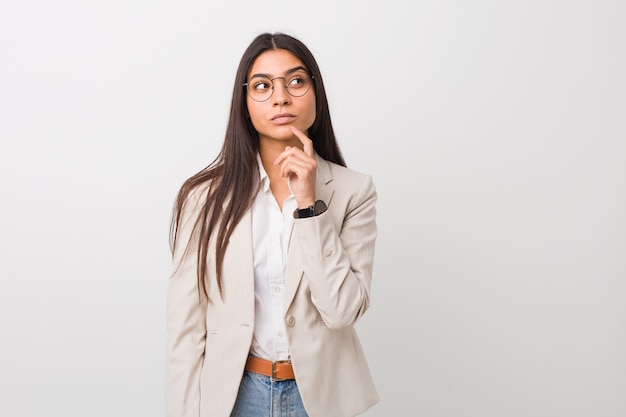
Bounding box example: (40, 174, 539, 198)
(170, 32, 346, 299)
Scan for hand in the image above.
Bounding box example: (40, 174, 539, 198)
(273, 126, 317, 208)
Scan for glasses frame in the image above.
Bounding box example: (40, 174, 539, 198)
(243, 72, 314, 102)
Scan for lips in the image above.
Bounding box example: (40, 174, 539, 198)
(271, 113, 296, 124)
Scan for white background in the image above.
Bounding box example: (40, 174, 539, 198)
(1, 1, 625, 416)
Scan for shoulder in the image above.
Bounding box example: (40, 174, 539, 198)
(175, 177, 216, 226)
(315, 156, 376, 212)
(315, 154, 373, 184)
(182, 181, 211, 209)
(316, 156, 375, 192)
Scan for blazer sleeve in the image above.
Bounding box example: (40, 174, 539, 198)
(165, 194, 207, 417)
(292, 173, 377, 329)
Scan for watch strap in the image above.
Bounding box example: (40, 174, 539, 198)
(293, 200, 327, 219)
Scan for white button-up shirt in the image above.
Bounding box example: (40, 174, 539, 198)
(249, 157, 297, 361)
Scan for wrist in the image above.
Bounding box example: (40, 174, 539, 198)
(293, 200, 327, 219)
(297, 200, 316, 209)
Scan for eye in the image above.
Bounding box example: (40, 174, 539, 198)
(252, 79, 271, 92)
(287, 74, 307, 89)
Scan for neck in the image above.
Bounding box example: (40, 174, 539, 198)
(258, 137, 303, 174)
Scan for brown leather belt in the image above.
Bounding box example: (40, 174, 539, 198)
(245, 355, 295, 380)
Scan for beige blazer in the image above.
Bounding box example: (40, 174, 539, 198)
(166, 155, 379, 417)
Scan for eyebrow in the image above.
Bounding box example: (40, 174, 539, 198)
(248, 66, 309, 80)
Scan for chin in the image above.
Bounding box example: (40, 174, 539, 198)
(273, 125, 298, 139)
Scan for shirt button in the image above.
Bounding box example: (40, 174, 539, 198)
(323, 248, 333, 257)
(274, 287, 281, 293)
(278, 331, 284, 337)
(286, 315, 295, 327)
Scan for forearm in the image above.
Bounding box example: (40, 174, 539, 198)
(294, 176, 377, 328)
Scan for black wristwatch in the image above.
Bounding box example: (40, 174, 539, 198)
(293, 200, 327, 219)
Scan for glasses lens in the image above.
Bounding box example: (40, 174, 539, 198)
(248, 78, 273, 102)
(285, 72, 312, 97)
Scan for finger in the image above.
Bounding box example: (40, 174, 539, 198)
(273, 147, 290, 165)
(290, 126, 314, 158)
(278, 155, 316, 179)
(274, 145, 310, 166)
(278, 153, 315, 176)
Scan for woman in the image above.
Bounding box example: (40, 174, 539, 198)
(166, 32, 379, 417)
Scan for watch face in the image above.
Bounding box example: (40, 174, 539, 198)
(314, 200, 327, 215)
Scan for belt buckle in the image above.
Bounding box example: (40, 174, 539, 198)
(272, 360, 289, 381)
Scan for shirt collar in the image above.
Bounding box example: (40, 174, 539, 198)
(256, 154, 271, 193)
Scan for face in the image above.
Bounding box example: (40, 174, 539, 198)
(246, 49, 316, 144)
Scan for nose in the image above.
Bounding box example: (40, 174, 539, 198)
(271, 77, 291, 105)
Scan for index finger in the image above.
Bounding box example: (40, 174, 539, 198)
(291, 126, 314, 158)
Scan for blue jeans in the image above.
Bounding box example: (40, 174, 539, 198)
(230, 370, 309, 417)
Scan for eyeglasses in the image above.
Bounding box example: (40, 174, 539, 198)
(244, 71, 314, 102)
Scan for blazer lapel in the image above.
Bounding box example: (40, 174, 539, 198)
(283, 155, 335, 312)
(312, 154, 336, 208)
(223, 209, 255, 307)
